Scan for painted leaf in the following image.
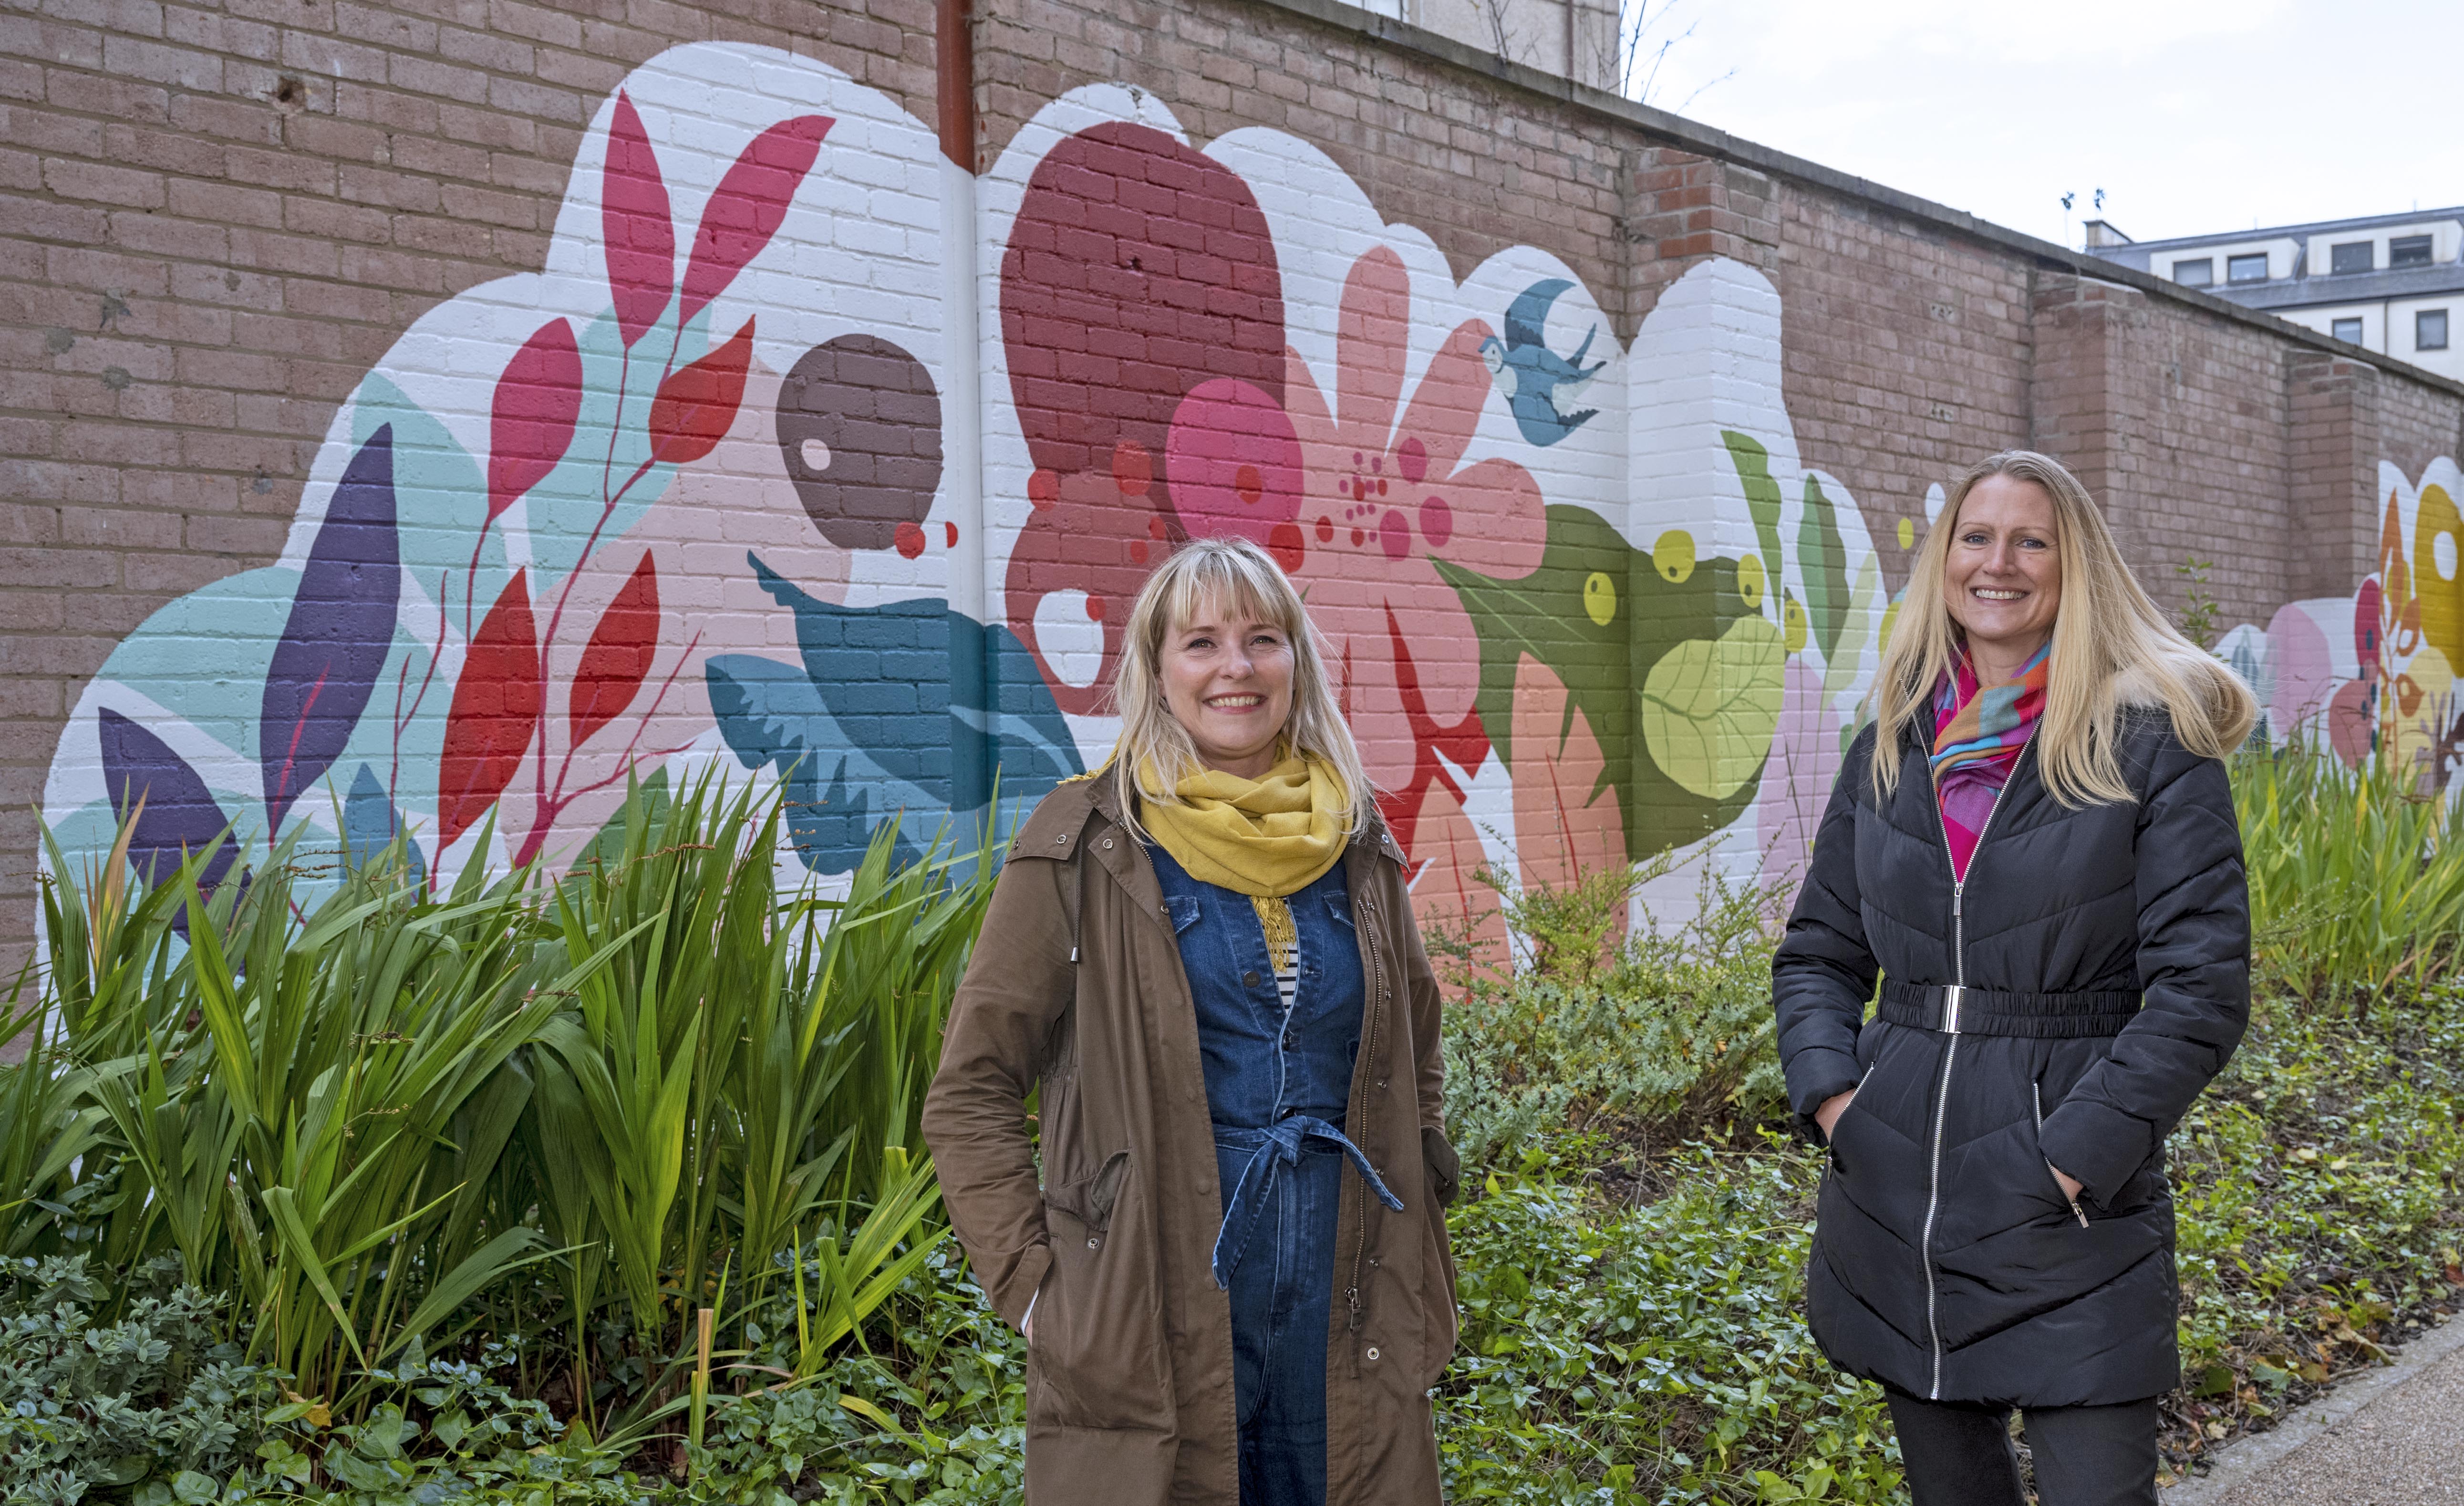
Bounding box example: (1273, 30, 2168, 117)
(1440, 503, 1770, 864)
(1640, 613, 1785, 800)
(487, 320, 583, 523)
(677, 114, 832, 326)
(97, 708, 239, 893)
(1798, 472, 1852, 661)
(601, 90, 674, 350)
(438, 569, 542, 853)
(1405, 776, 1510, 981)
(648, 318, 754, 467)
(1509, 653, 1628, 902)
(1722, 431, 1785, 605)
(569, 550, 661, 748)
(260, 424, 400, 833)
(341, 762, 424, 882)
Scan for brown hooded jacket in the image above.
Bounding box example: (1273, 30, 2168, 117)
(921, 775, 1460, 1503)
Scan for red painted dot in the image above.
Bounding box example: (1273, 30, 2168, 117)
(1379, 509, 1411, 561)
(1268, 521, 1305, 572)
(1419, 496, 1453, 549)
(1234, 464, 1262, 506)
(1148, 516, 1168, 540)
(895, 521, 926, 559)
(1350, 527, 1365, 548)
(1028, 468, 1058, 509)
(1084, 594, 1107, 620)
(1370, 455, 1382, 474)
(1113, 440, 1152, 496)
(945, 521, 959, 548)
(1377, 476, 1387, 496)
(1315, 515, 1334, 543)
(1130, 540, 1149, 564)
(1397, 436, 1428, 485)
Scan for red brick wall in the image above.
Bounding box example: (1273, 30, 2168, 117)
(7, 0, 2464, 971)
(0, 0, 922, 947)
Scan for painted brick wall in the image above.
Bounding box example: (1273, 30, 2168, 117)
(7, 0, 2464, 976)
(0, 0, 917, 948)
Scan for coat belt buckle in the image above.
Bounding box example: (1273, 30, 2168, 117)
(1940, 985, 1964, 1035)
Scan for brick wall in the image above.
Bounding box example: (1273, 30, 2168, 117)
(7, 0, 2464, 969)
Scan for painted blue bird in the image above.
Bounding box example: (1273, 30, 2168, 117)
(1480, 278, 1607, 447)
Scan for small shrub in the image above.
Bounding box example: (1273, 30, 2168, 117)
(1437, 1139, 1901, 1504)
(1444, 868, 1785, 1170)
(0, 1256, 286, 1503)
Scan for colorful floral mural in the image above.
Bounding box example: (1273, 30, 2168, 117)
(2229, 458, 2464, 792)
(41, 46, 1895, 959)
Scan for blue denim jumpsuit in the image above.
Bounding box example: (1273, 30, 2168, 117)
(1149, 843, 1402, 1506)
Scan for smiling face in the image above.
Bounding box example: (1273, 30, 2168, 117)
(1943, 473, 2063, 675)
(1158, 593, 1297, 779)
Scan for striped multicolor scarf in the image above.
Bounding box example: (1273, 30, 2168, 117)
(1930, 642, 2050, 879)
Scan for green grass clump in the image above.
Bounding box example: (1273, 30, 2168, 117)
(2236, 742, 2464, 1000)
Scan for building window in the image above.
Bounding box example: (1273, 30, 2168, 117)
(2227, 253, 2269, 283)
(2392, 235, 2435, 269)
(2421, 309, 2451, 351)
(2331, 241, 2375, 275)
(2333, 317, 2365, 343)
(2173, 258, 2214, 287)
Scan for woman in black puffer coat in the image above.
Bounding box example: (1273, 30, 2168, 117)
(1774, 450, 2257, 1506)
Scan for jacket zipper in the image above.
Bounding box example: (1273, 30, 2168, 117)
(1345, 881, 1385, 1340)
(1922, 750, 2012, 1400)
(2033, 1081, 2091, 1228)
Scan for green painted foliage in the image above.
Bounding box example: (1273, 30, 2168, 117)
(1722, 431, 1787, 604)
(1798, 474, 1853, 661)
(1436, 505, 1770, 866)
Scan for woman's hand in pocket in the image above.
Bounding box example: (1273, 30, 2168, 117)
(1815, 1090, 1855, 1142)
(2050, 1163, 2083, 1204)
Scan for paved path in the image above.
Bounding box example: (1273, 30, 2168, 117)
(2164, 1315, 2464, 1505)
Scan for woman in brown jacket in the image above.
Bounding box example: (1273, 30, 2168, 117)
(922, 535, 1461, 1506)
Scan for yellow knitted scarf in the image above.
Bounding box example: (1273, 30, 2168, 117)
(1138, 753, 1350, 973)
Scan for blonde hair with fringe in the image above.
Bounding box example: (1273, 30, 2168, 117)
(1870, 449, 2258, 808)
(1108, 536, 1377, 843)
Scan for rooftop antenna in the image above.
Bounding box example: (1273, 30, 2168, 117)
(2062, 190, 2076, 248)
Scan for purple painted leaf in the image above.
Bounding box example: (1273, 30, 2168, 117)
(260, 425, 400, 833)
(99, 707, 240, 896)
(602, 90, 674, 350)
(677, 114, 832, 327)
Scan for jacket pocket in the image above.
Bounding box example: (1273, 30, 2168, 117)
(1030, 1154, 1174, 1430)
(2032, 1082, 2090, 1227)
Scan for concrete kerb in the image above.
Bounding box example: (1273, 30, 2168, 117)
(2160, 1311, 2464, 1504)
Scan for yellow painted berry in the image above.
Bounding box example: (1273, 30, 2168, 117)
(1583, 571, 1617, 627)
(1653, 530, 1696, 583)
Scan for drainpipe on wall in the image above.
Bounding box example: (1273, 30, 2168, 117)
(937, 0, 994, 816)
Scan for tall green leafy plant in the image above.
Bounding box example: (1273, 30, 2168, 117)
(2235, 743, 2464, 1000)
(67, 834, 642, 1407)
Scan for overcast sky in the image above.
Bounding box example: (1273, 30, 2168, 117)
(1633, 0, 2464, 250)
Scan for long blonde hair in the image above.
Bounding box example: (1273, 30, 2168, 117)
(1870, 450, 2257, 807)
(1108, 536, 1377, 841)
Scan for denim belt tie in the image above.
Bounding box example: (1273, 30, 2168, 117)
(1211, 1116, 1403, 1290)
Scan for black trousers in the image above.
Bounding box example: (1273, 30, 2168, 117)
(1885, 1389, 2159, 1506)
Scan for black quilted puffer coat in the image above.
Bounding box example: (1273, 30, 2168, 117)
(1772, 707, 2248, 1408)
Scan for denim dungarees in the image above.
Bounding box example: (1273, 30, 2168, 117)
(1149, 843, 1402, 1506)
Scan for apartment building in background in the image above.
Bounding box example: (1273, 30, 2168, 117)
(2084, 210, 2464, 382)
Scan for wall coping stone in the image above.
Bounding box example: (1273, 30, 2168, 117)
(1239, 0, 2464, 403)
